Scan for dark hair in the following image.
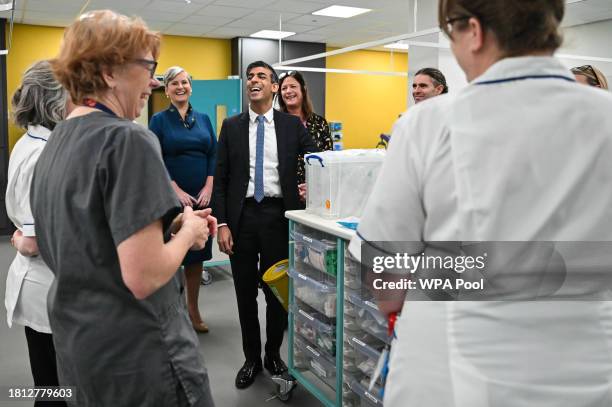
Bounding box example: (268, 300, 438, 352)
(439, 0, 564, 57)
(277, 71, 314, 118)
(246, 60, 278, 83)
(415, 67, 449, 94)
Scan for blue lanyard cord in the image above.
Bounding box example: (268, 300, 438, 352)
(474, 74, 575, 86)
(92, 101, 118, 118)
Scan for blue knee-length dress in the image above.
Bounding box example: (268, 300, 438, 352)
(149, 104, 217, 266)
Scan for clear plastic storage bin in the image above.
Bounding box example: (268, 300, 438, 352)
(347, 375, 384, 406)
(293, 303, 336, 357)
(294, 335, 337, 390)
(344, 254, 362, 290)
(289, 268, 337, 318)
(349, 336, 384, 378)
(292, 229, 338, 277)
(342, 382, 360, 407)
(346, 292, 389, 344)
(305, 149, 386, 219)
(293, 335, 309, 369)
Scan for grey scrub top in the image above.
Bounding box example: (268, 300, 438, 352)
(31, 112, 215, 407)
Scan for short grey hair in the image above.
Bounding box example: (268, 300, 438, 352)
(163, 66, 192, 87)
(11, 60, 67, 130)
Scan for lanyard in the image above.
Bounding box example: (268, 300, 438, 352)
(83, 98, 118, 118)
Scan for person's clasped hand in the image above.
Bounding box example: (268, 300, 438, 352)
(180, 206, 210, 250)
(193, 207, 218, 239)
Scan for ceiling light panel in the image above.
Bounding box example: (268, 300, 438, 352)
(312, 5, 371, 18)
(250, 29, 296, 39)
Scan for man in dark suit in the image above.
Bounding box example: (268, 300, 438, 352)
(213, 61, 318, 389)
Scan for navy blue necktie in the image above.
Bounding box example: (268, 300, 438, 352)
(254, 115, 265, 202)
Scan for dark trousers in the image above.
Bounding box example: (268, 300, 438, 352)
(230, 198, 289, 362)
(24, 326, 67, 407)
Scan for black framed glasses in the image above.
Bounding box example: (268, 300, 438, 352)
(134, 58, 158, 78)
(444, 15, 472, 35)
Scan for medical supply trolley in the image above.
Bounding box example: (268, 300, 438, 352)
(277, 210, 389, 406)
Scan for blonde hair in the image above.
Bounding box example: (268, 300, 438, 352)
(163, 66, 192, 87)
(571, 65, 609, 90)
(51, 10, 161, 103)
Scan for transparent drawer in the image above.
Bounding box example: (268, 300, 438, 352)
(345, 274, 361, 291)
(343, 348, 361, 375)
(345, 253, 360, 276)
(347, 292, 389, 344)
(293, 303, 336, 358)
(343, 382, 360, 407)
(347, 375, 384, 406)
(293, 335, 309, 370)
(289, 268, 337, 318)
(344, 314, 360, 331)
(349, 336, 383, 378)
(294, 334, 337, 390)
(292, 229, 337, 277)
(343, 327, 383, 349)
(345, 300, 358, 318)
(344, 256, 361, 290)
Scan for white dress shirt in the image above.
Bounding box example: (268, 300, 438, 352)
(246, 106, 282, 198)
(5, 125, 54, 334)
(349, 57, 612, 407)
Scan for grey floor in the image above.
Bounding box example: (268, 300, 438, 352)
(0, 236, 323, 407)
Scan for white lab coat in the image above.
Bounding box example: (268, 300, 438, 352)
(349, 56, 612, 406)
(5, 125, 54, 334)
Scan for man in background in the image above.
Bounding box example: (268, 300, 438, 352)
(412, 67, 448, 103)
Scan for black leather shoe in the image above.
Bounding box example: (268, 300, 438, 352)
(264, 353, 287, 376)
(235, 360, 262, 389)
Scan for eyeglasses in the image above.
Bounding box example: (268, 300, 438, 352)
(444, 15, 472, 36)
(134, 58, 158, 78)
(572, 65, 601, 87)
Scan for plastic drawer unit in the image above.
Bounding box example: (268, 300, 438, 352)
(292, 229, 338, 277)
(289, 267, 337, 318)
(294, 302, 336, 358)
(294, 333, 338, 390)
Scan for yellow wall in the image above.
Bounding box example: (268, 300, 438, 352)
(6, 24, 231, 151)
(156, 35, 231, 81)
(325, 49, 408, 149)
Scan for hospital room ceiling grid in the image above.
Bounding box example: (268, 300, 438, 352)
(5, 0, 612, 48)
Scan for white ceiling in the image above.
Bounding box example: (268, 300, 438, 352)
(2, 0, 612, 48)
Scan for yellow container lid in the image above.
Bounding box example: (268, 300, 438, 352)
(263, 259, 289, 283)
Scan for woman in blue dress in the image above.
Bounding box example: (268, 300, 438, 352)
(149, 66, 216, 333)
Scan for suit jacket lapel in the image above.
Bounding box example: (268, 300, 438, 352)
(239, 112, 250, 176)
(274, 110, 287, 179)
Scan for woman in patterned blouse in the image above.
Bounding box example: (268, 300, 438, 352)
(278, 70, 333, 185)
